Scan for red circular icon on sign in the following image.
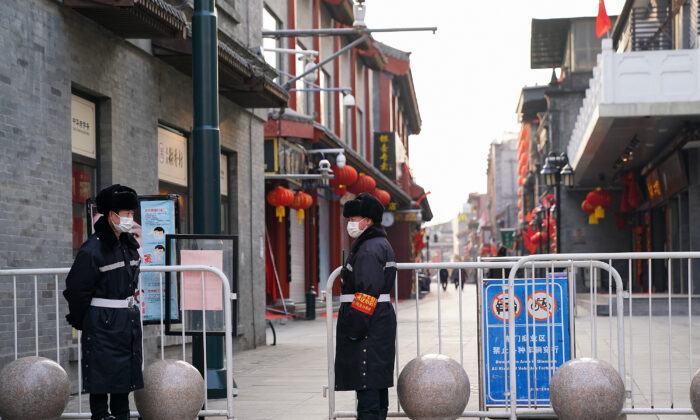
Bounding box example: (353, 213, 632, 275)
(491, 291, 522, 321)
(527, 291, 556, 320)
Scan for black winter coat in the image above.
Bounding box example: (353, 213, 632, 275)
(335, 224, 397, 391)
(63, 216, 144, 394)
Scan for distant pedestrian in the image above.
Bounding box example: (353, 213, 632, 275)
(335, 193, 397, 420)
(439, 268, 449, 291)
(63, 184, 143, 420)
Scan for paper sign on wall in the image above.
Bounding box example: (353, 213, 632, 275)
(180, 250, 224, 311)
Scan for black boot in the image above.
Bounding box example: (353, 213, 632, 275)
(100, 417, 116, 420)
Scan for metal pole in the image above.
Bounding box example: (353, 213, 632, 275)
(192, 0, 225, 399)
(284, 35, 369, 89)
(263, 27, 438, 38)
(556, 184, 561, 253)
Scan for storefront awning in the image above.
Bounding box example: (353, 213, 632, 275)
(63, 0, 186, 39)
(152, 38, 288, 108)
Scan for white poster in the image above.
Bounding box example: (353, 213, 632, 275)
(71, 94, 96, 159)
(158, 127, 188, 186)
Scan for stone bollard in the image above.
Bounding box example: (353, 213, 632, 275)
(691, 368, 700, 417)
(0, 356, 70, 420)
(135, 359, 206, 420)
(397, 354, 470, 420)
(550, 357, 624, 420)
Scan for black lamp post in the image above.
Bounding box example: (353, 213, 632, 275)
(541, 152, 574, 253)
(535, 204, 546, 254)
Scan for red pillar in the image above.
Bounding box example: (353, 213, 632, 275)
(287, 0, 297, 110)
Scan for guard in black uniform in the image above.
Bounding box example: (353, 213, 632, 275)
(63, 184, 143, 420)
(335, 193, 397, 420)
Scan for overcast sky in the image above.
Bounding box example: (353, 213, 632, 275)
(364, 0, 626, 225)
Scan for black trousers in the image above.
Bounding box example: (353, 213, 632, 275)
(356, 388, 388, 420)
(89, 393, 130, 420)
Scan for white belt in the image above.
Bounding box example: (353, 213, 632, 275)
(340, 294, 391, 303)
(91, 297, 135, 308)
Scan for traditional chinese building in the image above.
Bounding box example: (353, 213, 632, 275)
(261, 0, 432, 309)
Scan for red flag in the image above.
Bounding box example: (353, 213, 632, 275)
(597, 0, 611, 38)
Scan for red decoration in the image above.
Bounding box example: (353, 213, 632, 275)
(620, 172, 641, 212)
(290, 191, 313, 224)
(597, 0, 611, 38)
(333, 186, 347, 197)
(330, 165, 358, 188)
(414, 229, 426, 253)
(348, 174, 376, 195)
(372, 188, 391, 206)
(586, 187, 611, 219)
(266, 186, 294, 222)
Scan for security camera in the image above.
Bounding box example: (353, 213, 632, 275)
(319, 159, 331, 172)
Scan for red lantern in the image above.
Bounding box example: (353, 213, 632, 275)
(348, 174, 376, 195)
(586, 187, 611, 219)
(372, 188, 391, 206)
(266, 186, 294, 222)
(330, 165, 358, 188)
(290, 191, 313, 224)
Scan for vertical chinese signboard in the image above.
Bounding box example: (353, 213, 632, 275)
(479, 272, 572, 408)
(158, 127, 188, 187)
(373, 132, 396, 179)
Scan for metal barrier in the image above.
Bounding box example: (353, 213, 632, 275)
(0, 265, 236, 420)
(325, 252, 700, 419)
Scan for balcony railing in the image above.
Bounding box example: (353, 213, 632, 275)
(567, 37, 700, 170)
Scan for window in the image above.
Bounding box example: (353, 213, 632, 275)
(320, 69, 332, 128)
(357, 108, 365, 159)
(157, 125, 189, 232)
(344, 107, 352, 146)
(262, 7, 281, 81)
(220, 152, 238, 235)
(295, 42, 314, 117)
(71, 93, 98, 257)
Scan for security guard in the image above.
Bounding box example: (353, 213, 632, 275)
(63, 184, 143, 420)
(335, 193, 397, 420)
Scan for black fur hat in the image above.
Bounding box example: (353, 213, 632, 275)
(96, 184, 138, 214)
(342, 192, 384, 224)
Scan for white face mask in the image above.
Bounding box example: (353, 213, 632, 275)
(346, 220, 364, 239)
(112, 212, 134, 233)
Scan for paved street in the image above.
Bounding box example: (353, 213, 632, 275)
(61, 280, 700, 419)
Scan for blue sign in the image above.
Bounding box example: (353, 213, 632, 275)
(139, 199, 179, 323)
(482, 273, 571, 406)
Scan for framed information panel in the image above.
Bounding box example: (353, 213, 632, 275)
(164, 234, 238, 336)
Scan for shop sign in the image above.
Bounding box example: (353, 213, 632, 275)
(373, 132, 396, 179)
(158, 127, 187, 187)
(264, 137, 305, 175)
(71, 94, 96, 159)
(395, 210, 422, 222)
(645, 169, 663, 207)
(500, 229, 515, 250)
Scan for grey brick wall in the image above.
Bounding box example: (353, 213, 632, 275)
(0, 0, 269, 382)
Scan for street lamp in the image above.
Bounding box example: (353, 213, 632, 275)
(540, 152, 575, 253)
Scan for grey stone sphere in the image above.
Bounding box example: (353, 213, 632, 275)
(691, 368, 700, 417)
(0, 356, 70, 420)
(135, 359, 206, 420)
(550, 357, 625, 420)
(397, 354, 470, 420)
